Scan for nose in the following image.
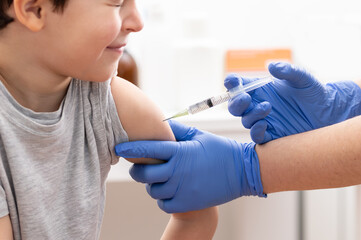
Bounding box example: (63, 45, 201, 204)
(122, 1, 144, 33)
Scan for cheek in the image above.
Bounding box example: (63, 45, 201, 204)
(97, 17, 122, 45)
(43, 11, 122, 78)
(66, 18, 122, 62)
(63, 5, 122, 49)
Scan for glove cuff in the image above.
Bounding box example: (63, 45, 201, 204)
(242, 142, 267, 198)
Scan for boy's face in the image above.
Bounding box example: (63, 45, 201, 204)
(37, 0, 143, 82)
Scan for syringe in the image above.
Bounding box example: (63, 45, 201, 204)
(163, 76, 274, 121)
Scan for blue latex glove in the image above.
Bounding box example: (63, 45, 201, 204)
(226, 62, 361, 143)
(115, 120, 265, 213)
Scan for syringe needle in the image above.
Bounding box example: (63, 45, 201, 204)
(163, 117, 172, 122)
(163, 109, 189, 121)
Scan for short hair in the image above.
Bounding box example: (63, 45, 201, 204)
(0, 0, 68, 30)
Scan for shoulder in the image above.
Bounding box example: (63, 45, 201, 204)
(110, 76, 175, 142)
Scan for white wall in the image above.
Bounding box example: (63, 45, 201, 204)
(128, 0, 361, 112)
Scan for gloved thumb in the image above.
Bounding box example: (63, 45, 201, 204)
(224, 74, 241, 90)
(115, 140, 178, 161)
(268, 62, 319, 89)
(168, 120, 198, 141)
(224, 74, 253, 90)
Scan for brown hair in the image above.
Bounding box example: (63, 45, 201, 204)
(0, 0, 68, 30)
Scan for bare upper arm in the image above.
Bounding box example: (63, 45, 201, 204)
(0, 215, 13, 240)
(111, 77, 175, 164)
(111, 78, 219, 238)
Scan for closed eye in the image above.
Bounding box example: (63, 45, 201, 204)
(111, 0, 125, 7)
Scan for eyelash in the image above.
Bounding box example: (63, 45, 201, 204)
(114, 1, 124, 7)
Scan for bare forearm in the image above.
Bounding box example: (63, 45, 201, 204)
(257, 115, 361, 194)
(161, 207, 218, 240)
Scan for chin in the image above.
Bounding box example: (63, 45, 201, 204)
(76, 70, 117, 83)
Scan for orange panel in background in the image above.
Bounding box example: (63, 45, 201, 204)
(225, 49, 292, 72)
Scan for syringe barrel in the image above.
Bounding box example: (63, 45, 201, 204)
(184, 76, 274, 117)
(188, 92, 231, 115)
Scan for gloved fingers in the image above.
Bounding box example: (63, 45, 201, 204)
(262, 131, 273, 143)
(224, 74, 241, 89)
(146, 182, 177, 200)
(129, 161, 175, 184)
(157, 199, 181, 213)
(115, 140, 178, 160)
(268, 62, 319, 89)
(228, 93, 253, 117)
(168, 120, 198, 141)
(224, 74, 253, 90)
(158, 198, 201, 213)
(241, 102, 272, 129)
(250, 120, 268, 144)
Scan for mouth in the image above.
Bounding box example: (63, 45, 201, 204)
(106, 43, 127, 51)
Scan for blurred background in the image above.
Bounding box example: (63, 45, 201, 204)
(101, 0, 361, 239)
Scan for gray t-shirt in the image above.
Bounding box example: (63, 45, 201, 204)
(0, 78, 128, 239)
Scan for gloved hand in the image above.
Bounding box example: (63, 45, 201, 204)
(226, 62, 361, 143)
(115, 120, 265, 213)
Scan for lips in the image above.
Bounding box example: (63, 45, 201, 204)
(107, 43, 126, 50)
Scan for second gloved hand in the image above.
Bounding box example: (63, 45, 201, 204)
(115, 120, 265, 213)
(226, 62, 361, 143)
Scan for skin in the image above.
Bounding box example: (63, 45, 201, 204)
(0, 0, 217, 238)
(0, 215, 13, 240)
(257, 81, 361, 194)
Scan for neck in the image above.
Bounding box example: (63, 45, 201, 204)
(0, 40, 72, 113)
(0, 67, 72, 113)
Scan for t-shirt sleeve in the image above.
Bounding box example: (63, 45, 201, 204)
(98, 79, 129, 165)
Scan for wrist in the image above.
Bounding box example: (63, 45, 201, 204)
(171, 207, 218, 222)
(163, 208, 218, 240)
(240, 142, 267, 198)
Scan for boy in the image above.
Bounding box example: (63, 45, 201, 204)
(0, 0, 218, 239)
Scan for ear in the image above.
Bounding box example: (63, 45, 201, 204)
(13, 0, 47, 32)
